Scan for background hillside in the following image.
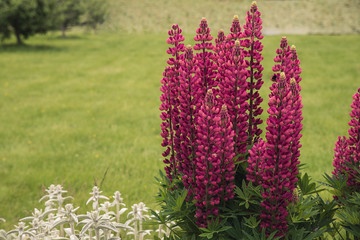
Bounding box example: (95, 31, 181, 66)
(104, 0, 360, 34)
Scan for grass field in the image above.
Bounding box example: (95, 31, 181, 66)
(0, 31, 359, 228)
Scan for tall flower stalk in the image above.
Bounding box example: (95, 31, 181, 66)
(218, 40, 248, 156)
(194, 18, 217, 95)
(160, 24, 185, 181)
(218, 105, 236, 202)
(247, 36, 303, 237)
(177, 45, 202, 195)
(259, 72, 296, 237)
(242, 1, 264, 145)
(333, 88, 360, 191)
(247, 70, 302, 236)
(194, 90, 236, 227)
(271, 36, 291, 84)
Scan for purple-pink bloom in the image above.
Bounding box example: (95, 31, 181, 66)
(160, 24, 185, 181)
(194, 91, 235, 228)
(333, 88, 360, 190)
(247, 72, 303, 237)
(289, 45, 302, 87)
(160, 67, 177, 181)
(194, 18, 217, 95)
(219, 105, 236, 202)
(218, 40, 248, 156)
(271, 36, 291, 85)
(242, 1, 264, 145)
(228, 15, 241, 41)
(246, 138, 266, 184)
(289, 78, 303, 185)
(177, 45, 202, 196)
(260, 72, 295, 237)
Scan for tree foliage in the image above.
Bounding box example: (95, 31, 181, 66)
(0, 0, 108, 44)
(0, 0, 51, 44)
(82, 0, 108, 31)
(49, 0, 84, 38)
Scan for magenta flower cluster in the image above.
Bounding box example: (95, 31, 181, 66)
(160, 24, 185, 181)
(194, 90, 235, 227)
(159, 1, 265, 227)
(242, 3, 264, 144)
(332, 88, 360, 191)
(177, 45, 202, 195)
(246, 36, 303, 237)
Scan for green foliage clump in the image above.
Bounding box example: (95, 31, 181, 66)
(82, 0, 108, 32)
(49, 0, 84, 38)
(154, 168, 338, 239)
(0, 0, 108, 44)
(0, 0, 51, 44)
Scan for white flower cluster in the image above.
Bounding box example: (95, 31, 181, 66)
(0, 185, 173, 240)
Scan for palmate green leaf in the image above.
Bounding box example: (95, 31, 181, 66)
(322, 173, 347, 195)
(235, 186, 246, 199)
(225, 217, 242, 239)
(344, 157, 360, 181)
(175, 190, 187, 212)
(343, 224, 360, 238)
(287, 227, 327, 240)
(242, 230, 254, 239)
(235, 180, 263, 212)
(303, 228, 327, 240)
(199, 232, 213, 239)
(198, 218, 233, 239)
(298, 173, 324, 195)
(337, 198, 360, 237)
(245, 180, 263, 199)
(290, 195, 319, 223)
(286, 228, 306, 240)
(242, 228, 280, 240)
(243, 216, 259, 230)
(313, 196, 337, 229)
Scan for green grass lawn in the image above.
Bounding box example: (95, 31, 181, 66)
(0, 31, 359, 228)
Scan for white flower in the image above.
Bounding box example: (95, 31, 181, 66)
(86, 186, 109, 210)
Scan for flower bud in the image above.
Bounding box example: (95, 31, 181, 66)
(280, 36, 288, 49)
(230, 15, 241, 34)
(251, 1, 258, 13)
(185, 45, 193, 62)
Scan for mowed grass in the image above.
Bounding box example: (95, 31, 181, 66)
(0, 32, 359, 227)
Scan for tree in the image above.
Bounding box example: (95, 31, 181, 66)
(50, 0, 84, 38)
(0, 0, 51, 44)
(82, 0, 108, 31)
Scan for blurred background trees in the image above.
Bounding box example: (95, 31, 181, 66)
(82, 0, 108, 32)
(49, 0, 84, 38)
(0, 0, 108, 44)
(0, 0, 50, 44)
